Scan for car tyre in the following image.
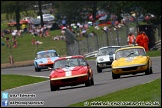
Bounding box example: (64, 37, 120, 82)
(37, 68, 41, 72)
(112, 72, 120, 79)
(85, 74, 91, 87)
(91, 76, 94, 85)
(35, 63, 41, 72)
(35, 67, 41, 72)
(35, 67, 38, 72)
(50, 82, 58, 91)
(97, 64, 102, 73)
(149, 67, 153, 74)
(145, 65, 151, 75)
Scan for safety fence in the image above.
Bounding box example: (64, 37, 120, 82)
(65, 23, 161, 57)
(84, 40, 161, 58)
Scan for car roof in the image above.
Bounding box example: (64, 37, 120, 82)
(99, 46, 121, 50)
(37, 50, 56, 54)
(56, 55, 84, 61)
(116, 46, 145, 52)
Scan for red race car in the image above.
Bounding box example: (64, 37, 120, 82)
(49, 55, 94, 91)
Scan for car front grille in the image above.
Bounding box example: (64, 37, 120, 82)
(122, 66, 138, 71)
(109, 57, 114, 61)
(61, 77, 78, 82)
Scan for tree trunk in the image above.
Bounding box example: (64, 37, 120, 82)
(15, 6, 20, 30)
(38, 1, 44, 27)
(92, 2, 97, 22)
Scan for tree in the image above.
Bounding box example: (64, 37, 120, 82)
(38, 1, 44, 27)
(1, 1, 34, 30)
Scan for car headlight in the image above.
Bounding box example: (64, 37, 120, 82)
(99, 58, 104, 61)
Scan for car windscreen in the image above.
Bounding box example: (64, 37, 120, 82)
(37, 52, 58, 59)
(98, 47, 120, 56)
(53, 58, 87, 69)
(115, 48, 146, 59)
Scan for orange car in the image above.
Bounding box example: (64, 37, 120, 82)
(8, 20, 28, 26)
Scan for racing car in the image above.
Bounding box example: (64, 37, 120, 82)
(49, 55, 94, 91)
(34, 50, 59, 72)
(96, 46, 121, 73)
(111, 45, 153, 79)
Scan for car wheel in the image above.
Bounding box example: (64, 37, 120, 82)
(50, 82, 58, 91)
(97, 65, 102, 73)
(35, 67, 41, 72)
(37, 68, 41, 72)
(112, 72, 120, 79)
(35, 63, 41, 72)
(145, 65, 151, 75)
(91, 76, 94, 85)
(36, 63, 41, 72)
(35, 67, 38, 72)
(85, 74, 91, 87)
(149, 67, 153, 74)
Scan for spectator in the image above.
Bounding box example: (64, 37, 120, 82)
(17, 30, 22, 37)
(43, 25, 47, 37)
(11, 30, 17, 38)
(62, 18, 66, 26)
(35, 40, 43, 44)
(142, 32, 149, 51)
(40, 27, 44, 37)
(12, 37, 17, 48)
(5, 36, 10, 47)
(1, 30, 4, 38)
(31, 38, 36, 45)
(136, 31, 144, 47)
(81, 28, 87, 37)
(103, 26, 108, 32)
(127, 32, 136, 45)
(46, 28, 50, 36)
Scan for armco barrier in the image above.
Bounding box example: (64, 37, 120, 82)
(154, 40, 161, 50)
(84, 50, 98, 58)
(84, 40, 161, 58)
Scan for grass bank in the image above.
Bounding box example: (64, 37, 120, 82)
(69, 78, 161, 107)
(1, 74, 48, 91)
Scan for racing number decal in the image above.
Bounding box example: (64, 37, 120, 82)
(63, 67, 74, 77)
(65, 71, 72, 77)
(126, 57, 134, 62)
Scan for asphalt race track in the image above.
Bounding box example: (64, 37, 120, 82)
(1, 57, 161, 107)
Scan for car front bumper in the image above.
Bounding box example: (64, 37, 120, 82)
(112, 64, 148, 75)
(97, 61, 113, 68)
(38, 63, 53, 69)
(50, 74, 89, 87)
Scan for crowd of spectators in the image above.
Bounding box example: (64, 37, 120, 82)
(1, 16, 128, 48)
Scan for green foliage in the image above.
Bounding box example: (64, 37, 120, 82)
(1, 1, 161, 25)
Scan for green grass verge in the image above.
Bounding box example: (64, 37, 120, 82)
(1, 74, 48, 91)
(147, 50, 161, 57)
(69, 78, 161, 107)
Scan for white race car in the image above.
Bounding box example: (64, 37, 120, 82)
(96, 46, 121, 73)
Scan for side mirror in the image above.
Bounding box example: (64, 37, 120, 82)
(35, 58, 37, 60)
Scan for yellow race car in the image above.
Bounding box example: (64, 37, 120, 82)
(111, 45, 153, 79)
